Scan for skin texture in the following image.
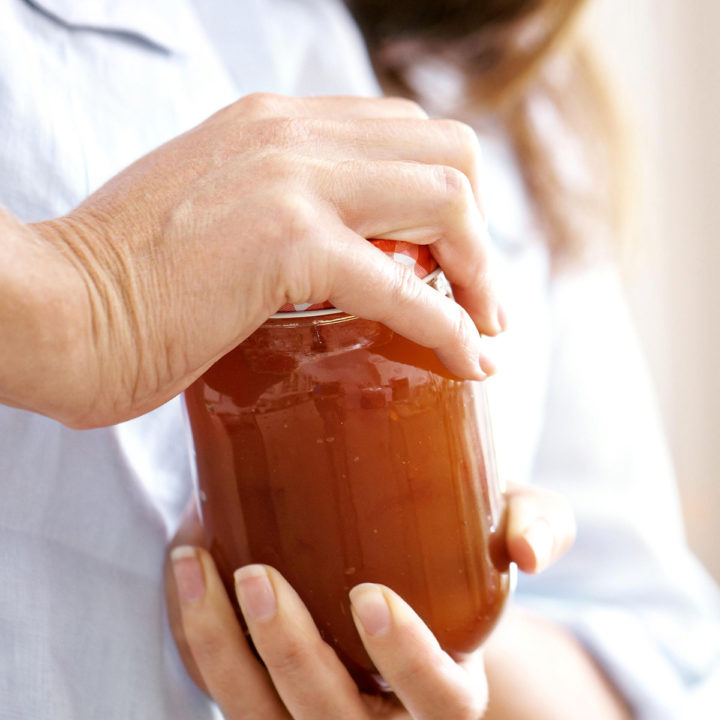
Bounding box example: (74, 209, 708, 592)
(0, 94, 505, 430)
(164, 485, 629, 719)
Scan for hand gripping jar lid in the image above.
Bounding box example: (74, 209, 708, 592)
(273, 240, 440, 316)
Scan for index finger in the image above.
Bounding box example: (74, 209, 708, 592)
(233, 565, 371, 720)
(236, 92, 430, 120)
(349, 583, 488, 720)
(325, 227, 491, 381)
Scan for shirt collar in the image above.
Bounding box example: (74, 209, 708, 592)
(24, 0, 189, 52)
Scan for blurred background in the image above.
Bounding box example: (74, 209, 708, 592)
(587, 0, 720, 580)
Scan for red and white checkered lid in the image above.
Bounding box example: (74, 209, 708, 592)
(275, 240, 439, 314)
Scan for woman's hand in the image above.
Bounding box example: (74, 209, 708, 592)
(10, 93, 503, 429)
(164, 486, 575, 719)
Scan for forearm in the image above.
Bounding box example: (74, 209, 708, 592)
(483, 606, 632, 720)
(0, 206, 90, 424)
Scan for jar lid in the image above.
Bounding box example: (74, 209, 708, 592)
(274, 240, 439, 316)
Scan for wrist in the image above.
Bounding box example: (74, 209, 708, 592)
(0, 210, 100, 426)
(33, 204, 174, 428)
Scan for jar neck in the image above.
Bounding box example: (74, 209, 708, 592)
(248, 314, 393, 356)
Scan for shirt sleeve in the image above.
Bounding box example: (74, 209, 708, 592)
(513, 264, 720, 719)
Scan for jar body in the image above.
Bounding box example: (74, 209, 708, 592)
(184, 313, 510, 692)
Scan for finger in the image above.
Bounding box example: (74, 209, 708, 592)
(234, 565, 370, 720)
(323, 228, 495, 379)
(349, 583, 488, 720)
(504, 485, 577, 573)
(164, 497, 209, 692)
(292, 95, 430, 120)
(324, 158, 502, 335)
(246, 116, 485, 214)
(305, 117, 485, 213)
(237, 92, 429, 120)
(170, 547, 288, 719)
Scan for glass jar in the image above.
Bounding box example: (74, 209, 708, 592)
(184, 274, 511, 693)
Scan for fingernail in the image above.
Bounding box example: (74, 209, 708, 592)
(234, 565, 277, 622)
(477, 337, 497, 378)
(349, 584, 392, 637)
(524, 519, 554, 570)
(171, 546, 206, 603)
(478, 351, 496, 378)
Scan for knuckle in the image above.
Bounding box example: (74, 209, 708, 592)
(185, 618, 230, 665)
(256, 149, 297, 181)
(255, 150, 317, 197)
(435, 165, 472, 200)
(450, 119, 483, 160)
(437, 119, 483, 173)
(385, 96, 428, 118)
(464, 258, 491, 291)
(253, 116, 312, 149)
(260, 190, 321, 307)
(392, 654, 429, 687)
(434, 166, 475, 218)
(389, 264, 423, 307)
(263, 637, 317, 676)
(451, 305, 479, 353)
(238, 91, 285, 119)
(276, 192, 318, 244)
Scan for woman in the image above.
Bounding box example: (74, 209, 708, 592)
(166, 1, 720, 718)
(0, 1, 717, 719)
(0, 0, 579, 718)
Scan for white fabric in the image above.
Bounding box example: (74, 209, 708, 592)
(0, 1, 719, 718)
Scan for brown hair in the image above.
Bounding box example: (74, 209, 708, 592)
(347, 0, 627, 264)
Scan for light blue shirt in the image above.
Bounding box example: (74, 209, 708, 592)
(1, 1, 719, 718)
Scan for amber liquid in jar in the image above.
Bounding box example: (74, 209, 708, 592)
(184, 313, 510, 693)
